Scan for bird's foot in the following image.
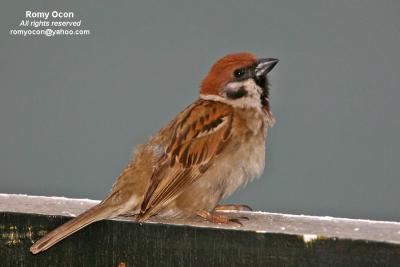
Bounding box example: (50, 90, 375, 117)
(119, 211, 137, 218)
(213, 204, 253, 212)
(196, 210, 248, 226)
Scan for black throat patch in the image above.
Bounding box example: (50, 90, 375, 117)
(254, 76, 270, 109)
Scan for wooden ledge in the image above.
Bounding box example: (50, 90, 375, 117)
(1, 193, 400, 266)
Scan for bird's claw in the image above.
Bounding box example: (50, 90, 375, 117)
(197, 210, 248, 226)
(213, 204, 253, 212)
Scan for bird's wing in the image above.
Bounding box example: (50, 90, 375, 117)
(138, 99, 233, 220)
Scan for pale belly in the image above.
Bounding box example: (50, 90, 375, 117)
(161, 127, 267, 218)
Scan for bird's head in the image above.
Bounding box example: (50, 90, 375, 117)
(200, 52, 278, 110)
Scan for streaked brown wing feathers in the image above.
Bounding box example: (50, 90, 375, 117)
(138, 100, 233, 220)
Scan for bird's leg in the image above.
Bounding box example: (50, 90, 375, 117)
(196, 210, 244, 226)
(213, 204, 253, 212)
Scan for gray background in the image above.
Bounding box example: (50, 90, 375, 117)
(1, 1, 399, 221)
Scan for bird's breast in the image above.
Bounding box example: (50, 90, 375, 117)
(170, 108, 268, 215)
(216, 115, 267, 198)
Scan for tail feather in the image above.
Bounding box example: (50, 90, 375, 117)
(30, 202, 114, 254)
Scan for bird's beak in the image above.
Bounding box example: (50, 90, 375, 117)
(255, 58, 279, 77)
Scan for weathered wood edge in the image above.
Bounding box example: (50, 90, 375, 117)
(1, 193, 400, 244)
(1, 194, 400, 266)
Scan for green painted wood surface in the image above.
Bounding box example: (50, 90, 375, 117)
(1, 211, 400, 267)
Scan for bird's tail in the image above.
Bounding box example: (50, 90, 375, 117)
(30, 201, 115, 254)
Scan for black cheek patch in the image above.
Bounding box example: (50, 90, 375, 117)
(225, 86, 248, 100)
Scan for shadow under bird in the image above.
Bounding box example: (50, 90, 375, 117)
(30, 52, 279, 254)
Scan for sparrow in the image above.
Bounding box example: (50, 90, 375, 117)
(30, 52, 279, 254)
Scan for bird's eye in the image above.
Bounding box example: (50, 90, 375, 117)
(233, 68, 246, 78)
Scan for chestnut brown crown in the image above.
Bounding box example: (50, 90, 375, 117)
(200, 52, 258, 96)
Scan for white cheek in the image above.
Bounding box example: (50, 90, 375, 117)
(224, 79, 263, 109)
(200, 79, 265, 110)
(224, 81, 242, 91)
